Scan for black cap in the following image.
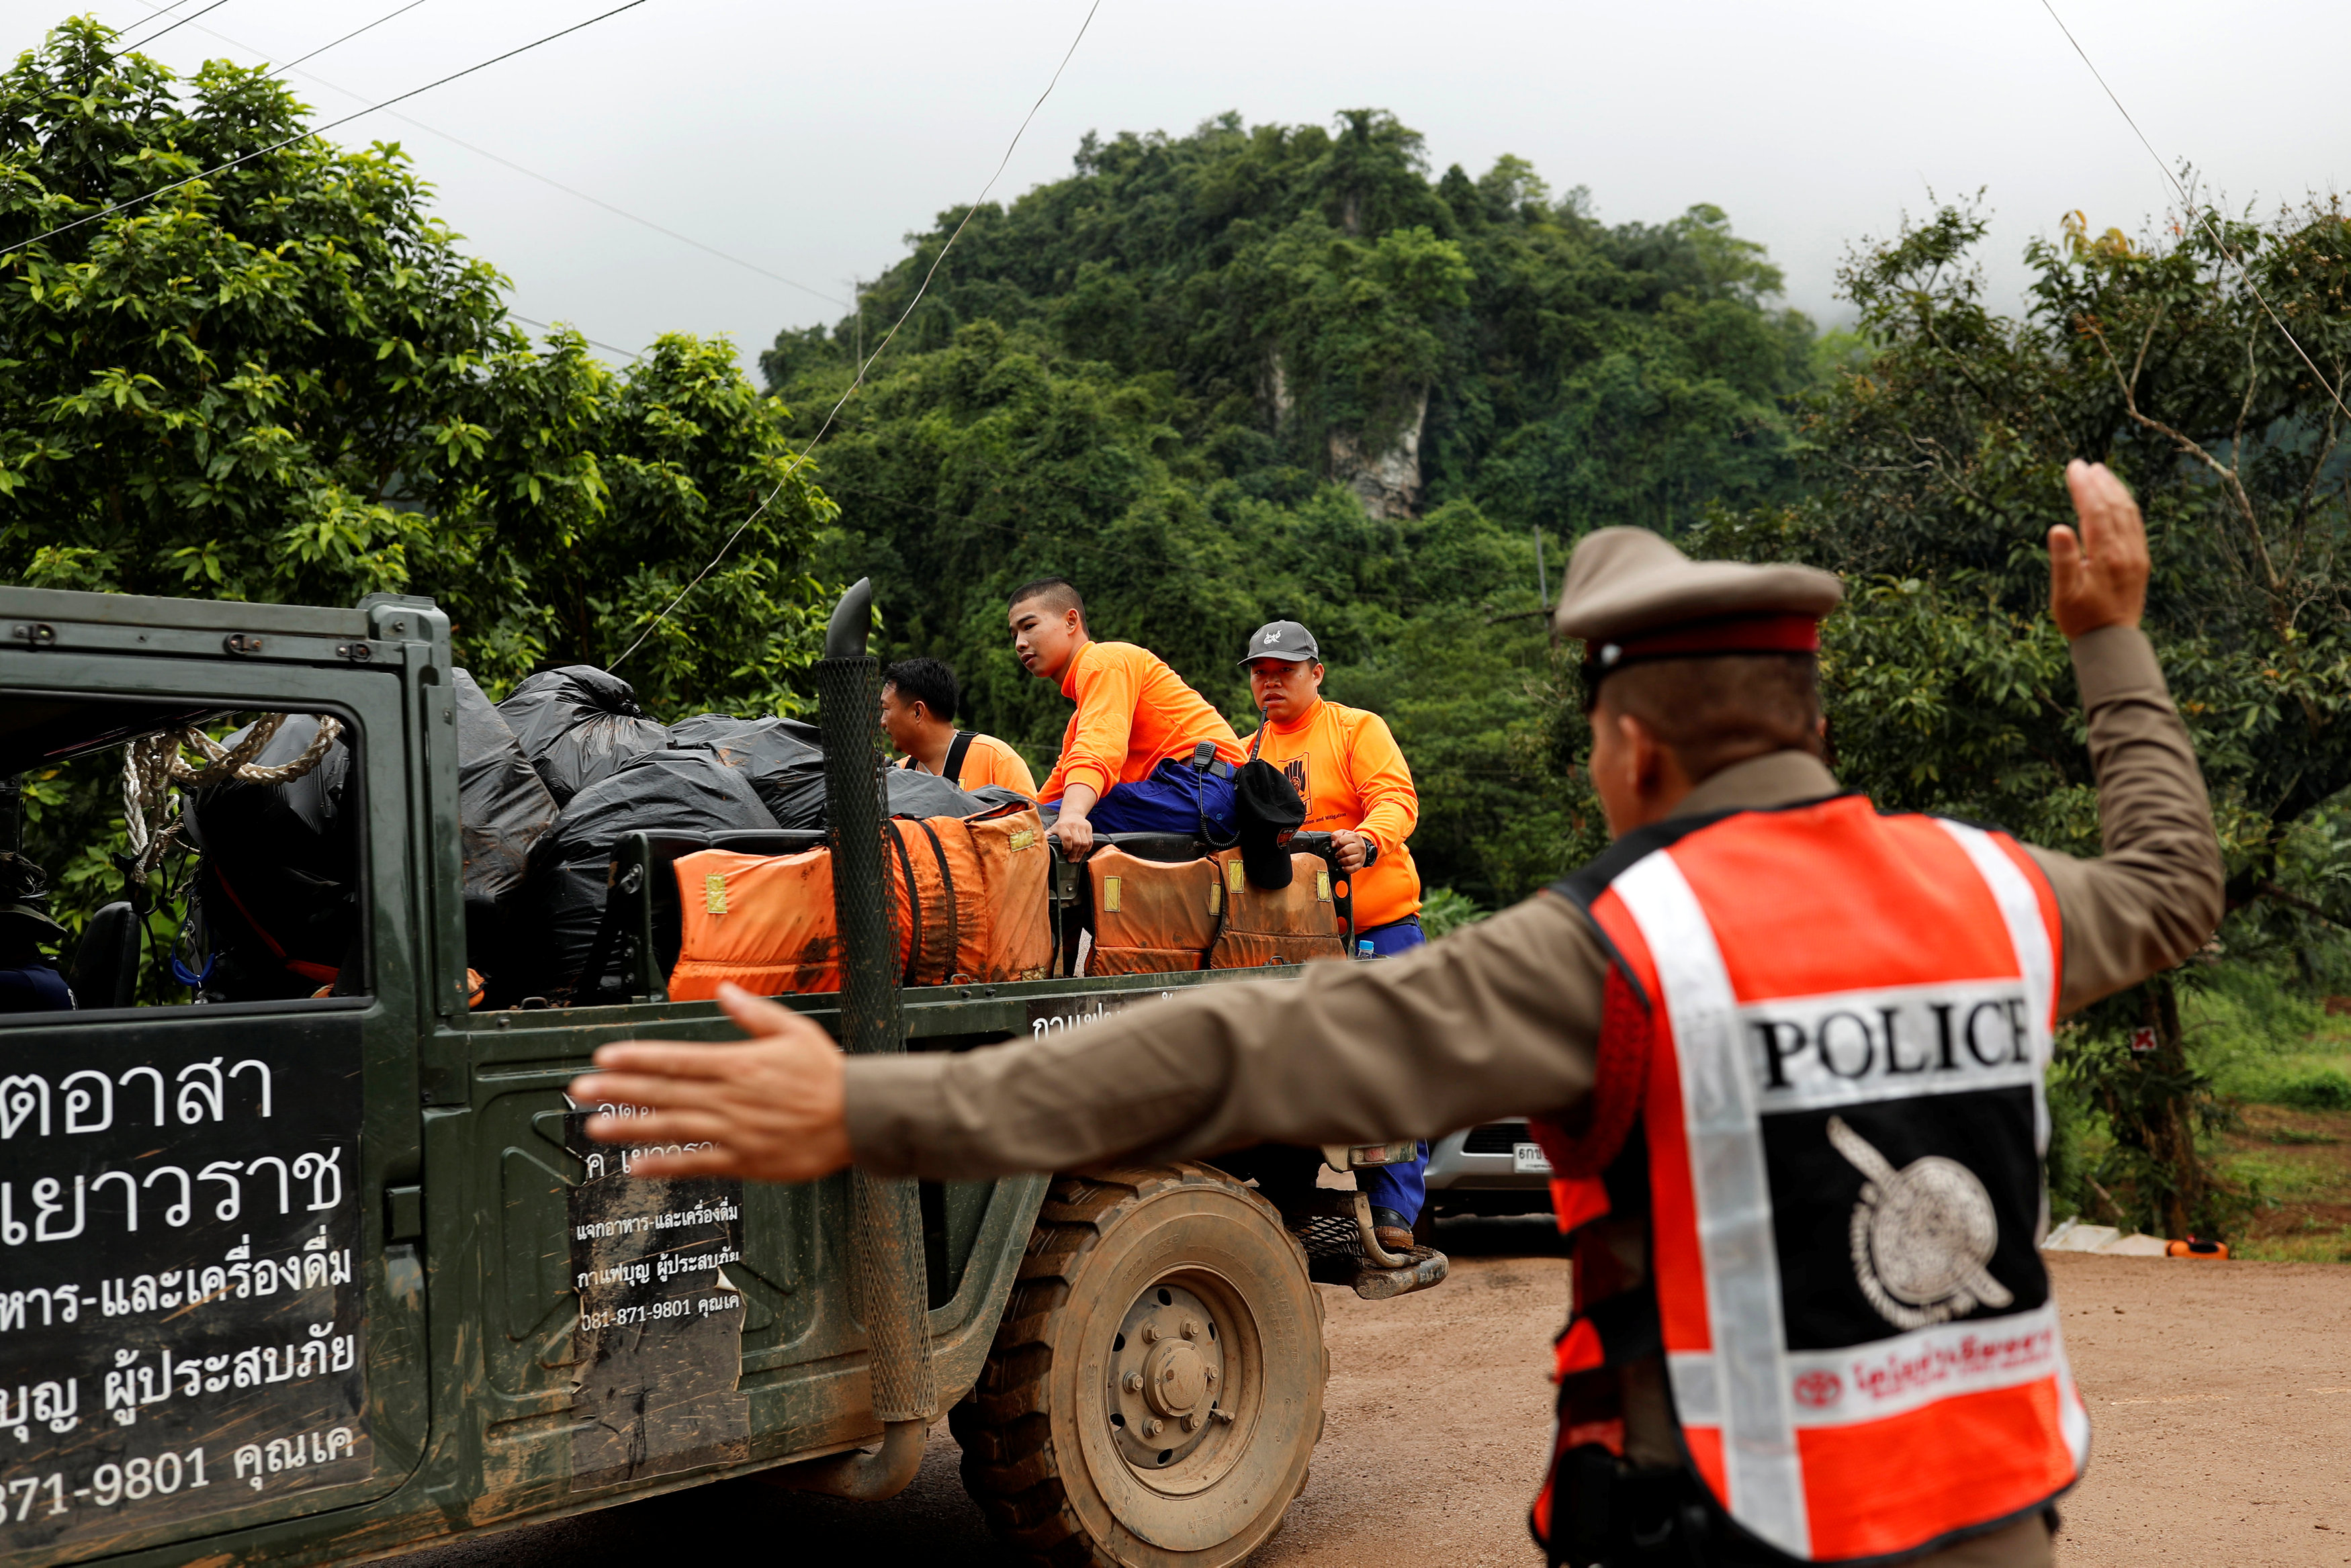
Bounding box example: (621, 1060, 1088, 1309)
(1239, 620, 1320, 666)
(1232, 760, 1307, 888)
(0, 853, 65, 939)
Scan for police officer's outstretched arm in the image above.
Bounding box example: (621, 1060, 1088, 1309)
(570, 459, 2221, 1186)
(2031, 460, 2225, 1015)
(576, 890, 1613, 1184)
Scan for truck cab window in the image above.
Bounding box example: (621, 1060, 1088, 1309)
(1, 695, 367, 1013)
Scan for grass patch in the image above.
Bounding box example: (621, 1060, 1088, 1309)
(2209, 1103, 2351, 1262)
(2232, 1226, 2351, 1262)
(2148, 966, 2351, 1259)
(2222, 1148, 2341, 1201)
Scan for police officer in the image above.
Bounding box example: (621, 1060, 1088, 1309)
(572, 461, 2221, 1567)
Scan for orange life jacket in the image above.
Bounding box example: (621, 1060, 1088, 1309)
(1529, 797, 2086, 1565)
(1077, 846, 1347, 974)
(1084, 847, 1221, 975)
(1204, 849, 1347, 970)
(668, 806, 1051, 998)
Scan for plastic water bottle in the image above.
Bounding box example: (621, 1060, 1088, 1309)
(1356, 938, 1376, 961)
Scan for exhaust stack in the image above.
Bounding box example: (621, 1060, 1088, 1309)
(813, 577, 938, 1444)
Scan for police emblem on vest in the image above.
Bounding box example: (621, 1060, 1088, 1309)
(1535, 799, 2090, 1566)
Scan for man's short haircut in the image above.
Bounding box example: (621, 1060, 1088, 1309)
(881, 657, 959, 724)
(1596, 653, 1822, 783)
(1008, 577, 1084, 622)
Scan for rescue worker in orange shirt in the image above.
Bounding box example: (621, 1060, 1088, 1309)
(879, 657, 1039, 797)
(1241, 620, 1423, 950)
(1006, 577, 1247, 858)
(1241, 618, 1429, 1250)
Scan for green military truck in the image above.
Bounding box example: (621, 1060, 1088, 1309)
(0, 581, 1442, 1568)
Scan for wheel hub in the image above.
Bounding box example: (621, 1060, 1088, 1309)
(1106, 1281, 1227, 1470)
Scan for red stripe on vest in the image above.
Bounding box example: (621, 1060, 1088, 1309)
(1552, 1318, 1604, 1381)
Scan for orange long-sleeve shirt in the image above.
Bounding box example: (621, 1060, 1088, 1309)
(894, 731, 1040, 798)
(1244, 698, 1422, 929)
(1041, 641, 1245, 802)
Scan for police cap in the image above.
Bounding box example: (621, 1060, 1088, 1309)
(1552, 527, 1843, 682)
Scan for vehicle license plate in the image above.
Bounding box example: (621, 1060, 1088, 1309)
(1513, 1141, 1552, 1174)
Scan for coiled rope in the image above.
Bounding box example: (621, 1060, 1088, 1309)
(122, 714, 344, 878)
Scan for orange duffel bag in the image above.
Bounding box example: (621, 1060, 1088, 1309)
(1205, 848, 1348, 970)
(668, 805, 1051, 999)
(1083, 845, 1222, 975)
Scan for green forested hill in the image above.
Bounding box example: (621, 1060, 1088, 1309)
(764, 109, 1828, 902)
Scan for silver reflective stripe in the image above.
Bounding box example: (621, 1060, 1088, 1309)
(1935, 820, 2091, 1485)
(1667, 1351, 1720, 1424)
(1933, 821, 2057, 1158)
(1613, 850, 1810, 1559)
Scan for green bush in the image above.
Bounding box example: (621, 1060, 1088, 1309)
(2268, 1068, 2351, 1112)
(1418, 887, 1487, 941)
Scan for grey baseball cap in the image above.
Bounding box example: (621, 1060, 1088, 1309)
(1239, 620, 1321, 665)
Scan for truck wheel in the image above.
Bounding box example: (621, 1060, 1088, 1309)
(951, 1163, 1328, 1568)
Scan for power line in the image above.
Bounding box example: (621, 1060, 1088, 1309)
(115, 0, 848, 308)
(2039, 0, 2351, 425)
(511, 312, 642, 363)
(118, 0, 227, 54)
(264, 0, 432, 79)
(367, 120, 846, 308)
(4, 0, 657, 261)
(610, 0, 1106, 670)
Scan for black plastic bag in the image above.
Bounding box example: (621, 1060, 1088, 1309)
(185, 714, 357, 1002)
(521, 748, 779, 1002)
(882, 766, 979, 822)
(497, 665, 668, 806)
(954, 784, 1034, 819)
(670, 712, 828, 829)
(454, 670, 558, 902)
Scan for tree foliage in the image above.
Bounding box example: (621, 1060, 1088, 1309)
(0, 17, 833, 716)
(764, 109, 1824, 902)
(1685, 194, 2351, 1235)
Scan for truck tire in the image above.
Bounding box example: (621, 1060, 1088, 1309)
(951, 1163, 1328, 1568)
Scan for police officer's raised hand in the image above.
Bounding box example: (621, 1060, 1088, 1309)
(568, 983, 850, 1182)
(2049, 459, 2149, 639)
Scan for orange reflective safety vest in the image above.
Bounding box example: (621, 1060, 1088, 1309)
(1532, 796, 2088, 1565)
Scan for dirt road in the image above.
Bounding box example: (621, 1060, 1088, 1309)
(384, 1218, 2349, 1567)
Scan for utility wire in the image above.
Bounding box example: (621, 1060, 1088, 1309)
(115, 0, 848, 308)
(2039, 0, 2351, 424)
(610, 0, 1106, 671)
(264, 0, 432, 79)
(511, 312, 642, 363)
(118, 0, 227, 54)
(4, 0, 656, 261)
(366, 118, 846, 306)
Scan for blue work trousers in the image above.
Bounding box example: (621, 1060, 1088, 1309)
(1049, 757, 1237, 837)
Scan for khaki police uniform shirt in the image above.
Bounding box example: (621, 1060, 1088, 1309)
(845, 625, 2219, 1568)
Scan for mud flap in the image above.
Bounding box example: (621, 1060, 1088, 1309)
(563, 1115, 750, 1489)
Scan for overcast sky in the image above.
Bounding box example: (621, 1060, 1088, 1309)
(46, 0, 2351, 372)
